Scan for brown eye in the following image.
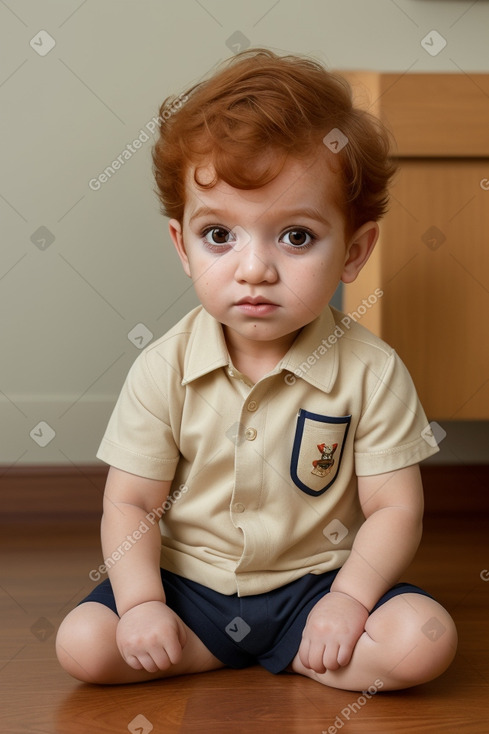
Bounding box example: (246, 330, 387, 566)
(289, 230, 306, 246)
(204, 227, 231, 245)
(282, 229, 314, 248)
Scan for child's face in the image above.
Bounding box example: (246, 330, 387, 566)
(169, 151, 377, 359)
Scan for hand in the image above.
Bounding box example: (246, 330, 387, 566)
(298, 591, 369, 673)
(116, 600, 187, 673)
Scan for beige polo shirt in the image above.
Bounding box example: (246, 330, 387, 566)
(97, 305, 438, 596)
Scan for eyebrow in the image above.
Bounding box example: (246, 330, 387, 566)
(275, 207, 333, 228)
(188, 205, 332, 228)
(188, 206, 224, 224)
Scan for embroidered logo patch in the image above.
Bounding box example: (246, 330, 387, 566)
(290, 410, 351, 496)
(311, 442, 338, 477)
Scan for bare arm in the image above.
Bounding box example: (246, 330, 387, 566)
(100, 466, 187, 672)
(299, 464, 424, 673)
(330, 463, 424, 609)
(101, 466, 172, 615)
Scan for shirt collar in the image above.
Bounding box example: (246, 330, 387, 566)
(181, 307, 230, 385)
(181, 305, 339, 393)
(278, 306, 339, 393)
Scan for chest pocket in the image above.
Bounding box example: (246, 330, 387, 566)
(290, 409, 351, 496)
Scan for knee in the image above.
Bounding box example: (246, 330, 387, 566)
(367, 594, 458, 689)
(56, 604, 118, 684)
(403, 601, 457, 686)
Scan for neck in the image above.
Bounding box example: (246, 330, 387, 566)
(223, 327, 300, 383)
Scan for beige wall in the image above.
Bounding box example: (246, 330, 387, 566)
(1, 0, 488, 467)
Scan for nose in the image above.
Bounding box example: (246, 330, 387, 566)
(233, 235, 278, 285)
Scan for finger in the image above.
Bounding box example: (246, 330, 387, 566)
(322, 643, 341, 672)
(149, 647, 173, 672)
(298, 637, 311, 670)
(177, 620, 188, 649)
(309, 643, 328, 674)
(136, 652, 161, 673)
(162, 632, 185, 666)
(124, 653, 144, 671)
(337, 641, 355, 668)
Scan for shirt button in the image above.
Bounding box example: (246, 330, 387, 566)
(244, 427, 257, 441)
(233, 503, 246, 513)
(247, 400, 258, 412)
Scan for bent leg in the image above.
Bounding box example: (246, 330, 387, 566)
(56, 602, 224, 685)
(290, 593, 457, 691)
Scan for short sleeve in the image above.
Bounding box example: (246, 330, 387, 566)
(96, 351, 181, 481)
(354, 350, 439, 476)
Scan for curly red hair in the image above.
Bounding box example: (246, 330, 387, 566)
(152, 49, 396, 232)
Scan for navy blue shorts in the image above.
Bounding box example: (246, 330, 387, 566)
(78, 568, 433, 674)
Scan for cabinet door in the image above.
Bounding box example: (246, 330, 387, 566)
(380, 160, 489, 419)
(342, 73, 489, 420)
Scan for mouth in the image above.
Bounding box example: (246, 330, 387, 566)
(236, 296, 276, 306)
(235, 296, 279, 316)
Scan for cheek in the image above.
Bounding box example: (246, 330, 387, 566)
(192, 251, 234, 285)
(286, 259, 325, 288)
(286, 257, 340, 306)
(191, 268, 220, 304)
(192, 278, 209, 299)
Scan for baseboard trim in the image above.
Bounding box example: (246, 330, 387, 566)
(420, 464, 489, 515)
(1, 464, 108, 523)
(1, 464, 488, 523)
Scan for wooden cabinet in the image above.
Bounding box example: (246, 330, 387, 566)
(341, 72, 489, 420)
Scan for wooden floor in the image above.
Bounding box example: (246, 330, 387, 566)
(1, 471, 488, 733)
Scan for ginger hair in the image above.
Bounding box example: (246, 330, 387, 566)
(152, 49, 396, 232)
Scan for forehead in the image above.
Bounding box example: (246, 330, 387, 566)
(183, 150, 345, 224)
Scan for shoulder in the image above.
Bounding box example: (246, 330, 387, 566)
(140, 304, 206, 362)
(329, 306, 393, 361)
(126, 306, 205, 392)
(327, 306, 418, 407)
(144, 305, 204, 356)
(128, 305, 228, 394)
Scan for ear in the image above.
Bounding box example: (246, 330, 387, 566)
(341, 221, 379, 284)
(168, 219, 191, 278)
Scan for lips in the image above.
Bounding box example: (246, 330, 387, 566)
(236, 296, 276, 306)
(235, 296, 279, 316)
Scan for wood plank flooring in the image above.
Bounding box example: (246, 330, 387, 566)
(1, 481, 488, 732)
